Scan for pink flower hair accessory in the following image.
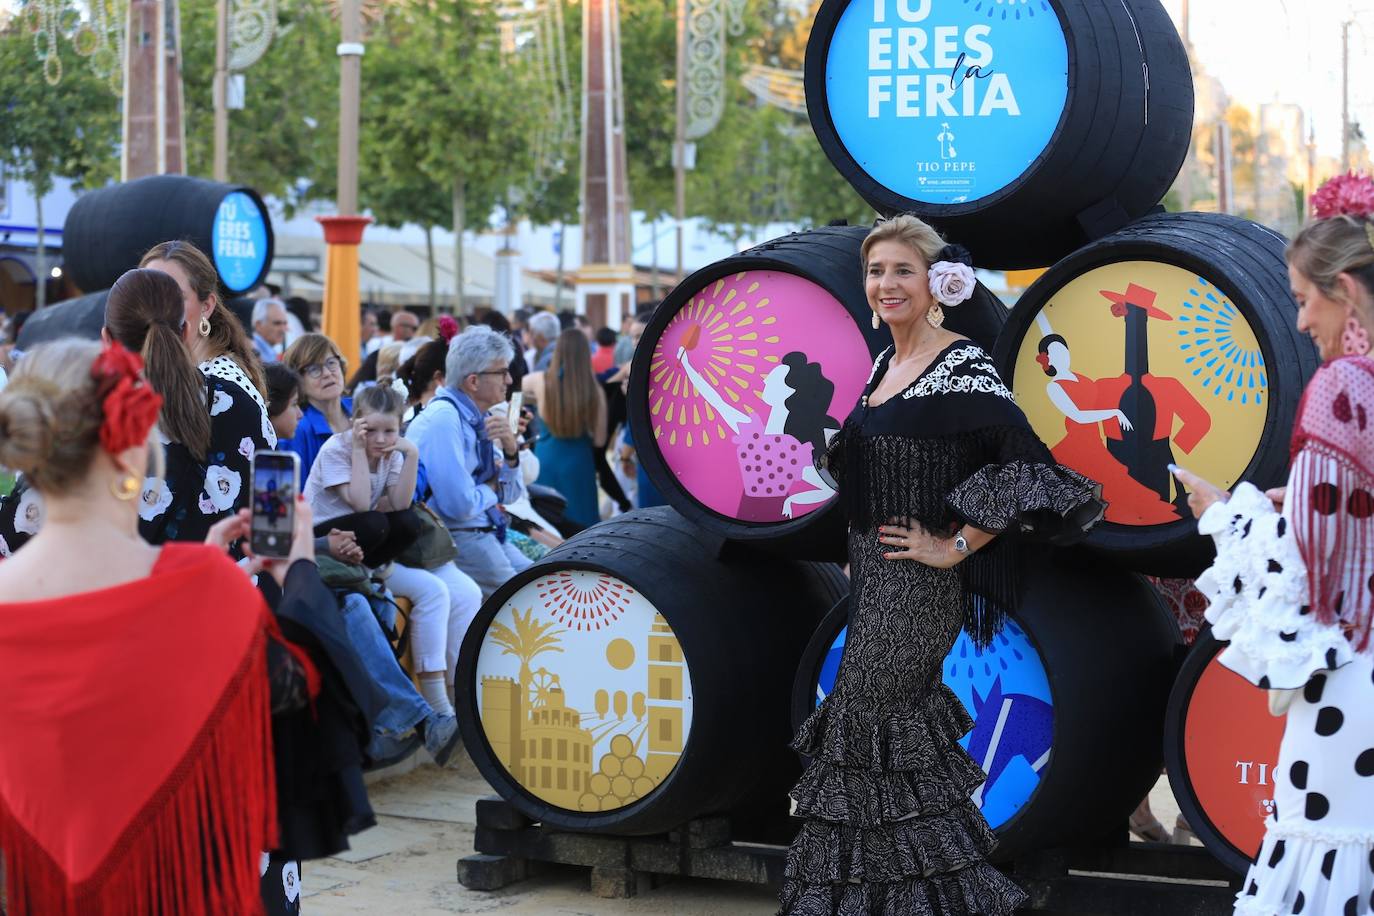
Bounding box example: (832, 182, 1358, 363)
(437, 315, 460, 344)
(1310, 172, 1374, 220)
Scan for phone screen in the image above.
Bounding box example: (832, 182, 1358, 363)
(507, 392, 524, 434)
(251, 451, 300, 558)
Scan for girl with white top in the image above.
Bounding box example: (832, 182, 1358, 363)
(304, 384, 481, 717)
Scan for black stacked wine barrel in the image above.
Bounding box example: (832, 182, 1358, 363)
(991, 211, 1319, 576)
(1164, 630, 1287, 874)
(805, 0, 1193, 268)
(455, 508, 847, 835)
(15, 290, 109, 349)
(627, 225, 1006, 561)
(790, 552, 1181, 860)
(62, 175, 274, 295)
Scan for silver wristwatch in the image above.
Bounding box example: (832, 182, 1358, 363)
(953, 531, 971, 556)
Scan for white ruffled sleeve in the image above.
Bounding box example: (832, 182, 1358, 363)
(1195, 482, 1353, 689)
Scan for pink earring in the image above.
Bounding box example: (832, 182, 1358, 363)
(1342, 316, 1371, 357)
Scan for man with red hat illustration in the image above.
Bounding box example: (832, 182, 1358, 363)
(1093, 282, 1212, 516)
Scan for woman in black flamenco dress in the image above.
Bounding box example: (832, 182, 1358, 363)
(780, 216, 1104, 915)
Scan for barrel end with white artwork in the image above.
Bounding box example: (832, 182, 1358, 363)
(455, 507, 846, 835)
(791, 550, 1180, 860)
(991, 211, 1320, 577)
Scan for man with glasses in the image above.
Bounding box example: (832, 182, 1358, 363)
(406, 325, 532, 597)
(391, 310, 420, 343)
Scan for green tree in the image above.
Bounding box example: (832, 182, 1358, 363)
(359, 0, 542, 313)
(0, 3, 120, 307)
(179, 0, 338, 211)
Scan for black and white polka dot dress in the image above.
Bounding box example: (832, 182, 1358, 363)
(201, 354, 277, 448)
(1198, 478, 1374, 914)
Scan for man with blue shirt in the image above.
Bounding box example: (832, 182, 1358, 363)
(406, 325, 531, 597)
(251, 298, 288, 364)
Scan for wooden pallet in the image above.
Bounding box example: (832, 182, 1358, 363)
(457, 796, 1244, 911)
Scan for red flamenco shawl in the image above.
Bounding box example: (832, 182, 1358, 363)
(0, 543, 277, 915)
(1289, 355, 1374, 652)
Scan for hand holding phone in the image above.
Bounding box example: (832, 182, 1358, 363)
(251, 450, 302, 559)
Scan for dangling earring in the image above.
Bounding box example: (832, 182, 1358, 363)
(926, 304, 945, 329)
(871, 311, 881, 330)
(111, 473, 140, 501)
(1342, 315, 1371, 356)
(199, 314, 212, 338)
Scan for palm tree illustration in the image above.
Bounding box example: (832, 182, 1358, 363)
(488, 607, 566, 695)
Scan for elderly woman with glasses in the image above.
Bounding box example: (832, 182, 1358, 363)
(282, 333, 352, 484)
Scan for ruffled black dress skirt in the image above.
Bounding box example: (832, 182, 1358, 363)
(780, 530, 1028, 915)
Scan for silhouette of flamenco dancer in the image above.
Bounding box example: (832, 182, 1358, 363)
(1094, 283, 1211, 516)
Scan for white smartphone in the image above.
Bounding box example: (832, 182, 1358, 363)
(250, 450, 301, 559)
(507, 391, 524, 434)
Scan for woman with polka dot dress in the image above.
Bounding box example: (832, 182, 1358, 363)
(1175, 175, 1374, 916)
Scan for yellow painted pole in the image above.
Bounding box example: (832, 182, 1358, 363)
(317, 215, 371, 365)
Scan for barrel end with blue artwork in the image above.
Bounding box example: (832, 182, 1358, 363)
(804, 0, 1193, 268)
(791, 550, 1180, 859)
(61, 175, 274, 296)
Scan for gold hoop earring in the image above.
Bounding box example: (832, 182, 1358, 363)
(199, 315, 212, 337)
(926, 304, 945, 329)
(871, 311, 881, 330)
(111, 473, 140, 501)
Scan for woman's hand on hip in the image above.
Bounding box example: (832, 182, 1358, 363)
(878, 523, 961, 569)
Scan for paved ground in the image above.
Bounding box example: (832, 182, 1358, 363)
(302, 752, 1194, 914)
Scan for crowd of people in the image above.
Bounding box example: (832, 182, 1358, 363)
(1, 174, 1372, 915)
(0, 237, 663, 914)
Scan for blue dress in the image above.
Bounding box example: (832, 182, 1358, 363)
(534, 433, 599, 528)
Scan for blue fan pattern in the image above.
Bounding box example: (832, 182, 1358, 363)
(1177, 277, 1267, 406)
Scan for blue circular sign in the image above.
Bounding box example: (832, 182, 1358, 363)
(814, 617, 1053, 829)
(824, 0, 1068, 205)
(212, 191, 269, 293)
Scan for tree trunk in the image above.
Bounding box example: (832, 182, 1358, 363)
(34, 193, 46, 311)
(650, 216, 661, 299)
(425, 224, 437, 311)
(452, 178, 467, 317)
(553, 220, 566, 311)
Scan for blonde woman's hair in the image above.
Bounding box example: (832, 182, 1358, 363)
(377, 342, 404, 382)
(0, 340, 164, 492)
(860, 214, 947, 270)
(1288, 215, 1374, 323)
(282, 333, 348, 406)
(543, 329, 600, 439)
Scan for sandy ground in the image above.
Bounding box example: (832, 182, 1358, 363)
(301, 752, 1195, 915)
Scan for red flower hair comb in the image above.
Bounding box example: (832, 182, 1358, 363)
(90, 342, 163, 455)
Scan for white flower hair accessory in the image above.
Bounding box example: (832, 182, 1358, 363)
(927, 243, 976, 307)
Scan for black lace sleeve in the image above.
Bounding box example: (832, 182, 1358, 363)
(946, 425, 1104, 649)
(946, 424, 1104, 543)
